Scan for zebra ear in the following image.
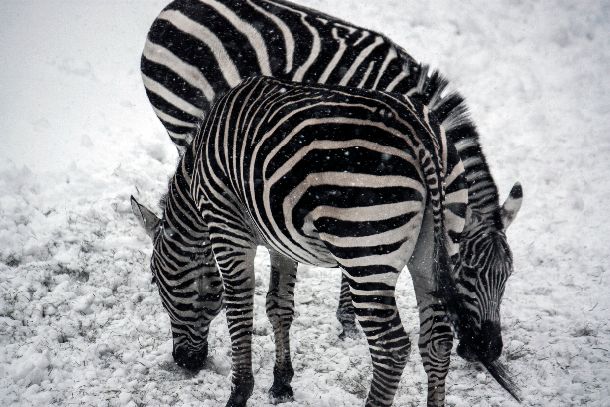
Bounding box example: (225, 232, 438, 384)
(500, 182, 523, 230)
(130, 196, 161, 239)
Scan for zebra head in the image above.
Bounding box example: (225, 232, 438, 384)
(131, 195, 221, 372)
(451, 182, 523, 364)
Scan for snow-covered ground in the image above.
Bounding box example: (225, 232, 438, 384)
(1, 1, 609, 405)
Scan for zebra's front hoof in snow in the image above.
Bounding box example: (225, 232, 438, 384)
(226, 380, 254, 407)
(172, 343, 207, 372)
(268, 383, 294, 404)
(269, 365, 294, 403)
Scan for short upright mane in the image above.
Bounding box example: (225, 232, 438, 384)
(412, 64, 502, 224)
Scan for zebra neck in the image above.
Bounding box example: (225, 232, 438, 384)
(161, 148, 208, 249)
(403, 65, 502, 227)
(452, 127, 502, 227)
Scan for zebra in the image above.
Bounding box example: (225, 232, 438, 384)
(131, 76, 521, 406)
(139, 0, 524, 404)
(133, 75, 470, 406)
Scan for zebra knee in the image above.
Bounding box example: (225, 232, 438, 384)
(371, 333, 411, 371)
(419, 334, 452, 372)
(432, 336, 453, 361)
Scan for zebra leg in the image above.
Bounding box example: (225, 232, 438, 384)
(336, 273, 359, 339)
(408, 208, 453, 407)
(211, 242, 257, 407)
(266, 250, 297, 403)
(343, 268, 411, 407)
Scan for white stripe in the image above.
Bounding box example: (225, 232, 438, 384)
(445, 153, 465, 188)
(385, 71, 408, 92)
(352, 30, 369, 47)
(159, 9, 241, 87)
(455, 137, 478, 151)
(372, 47, 397, 90)
(310, 201, 422, 223)
(339, 36, 384, 86)
(142, 73, 203, 118)
(462, 156, 484, 168)
(152, 106, 197, 128)
(318, 28, 347, 84)
(166, 129, 191, 142)
(201, 0, 271, 76)
(143, 39, 215, 102)
(466, 170, 487, 183)
(357, 61, 376, 88)
(246, 0, 294, 73)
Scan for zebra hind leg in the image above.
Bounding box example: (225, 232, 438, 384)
(408, 208, 453, 406)
(343, 268, 411, 407)
(419, 313, 453, 407)
(266, 250, 297, 404)
(336, 273, 359, 339)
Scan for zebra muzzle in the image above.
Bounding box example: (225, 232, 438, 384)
(172, 343, 208, 372)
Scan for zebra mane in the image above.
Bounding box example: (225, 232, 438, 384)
(411, 64, 502, 223)
(409, 65, 474, 138)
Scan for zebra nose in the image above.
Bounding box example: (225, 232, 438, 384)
(172, 343, 208, 372)
(479, 320, 503, 362)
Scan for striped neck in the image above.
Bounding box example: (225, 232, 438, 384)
(398, 64, 502, 228)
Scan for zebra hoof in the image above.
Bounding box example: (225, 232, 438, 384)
(226, 381, 254, 407)
(172, 344, 207, 372)
(268, 383, 294, 404)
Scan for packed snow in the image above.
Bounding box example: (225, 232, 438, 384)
(1, 1, 609, 406)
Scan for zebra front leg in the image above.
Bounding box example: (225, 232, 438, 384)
(266, 250, 297, 404)
(343, 268, 411, 407)
(336, 272, 359, 339)
(409, 208, 453, 407)
(212, 242, 257, 407)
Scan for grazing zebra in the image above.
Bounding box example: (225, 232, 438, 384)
(139, 0, 524, 404)
(133, 76, 471, 406)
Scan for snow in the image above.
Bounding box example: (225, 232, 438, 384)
(1, 0, 609, 406)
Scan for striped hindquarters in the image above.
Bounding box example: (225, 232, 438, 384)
(192, 77, 463, 273)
